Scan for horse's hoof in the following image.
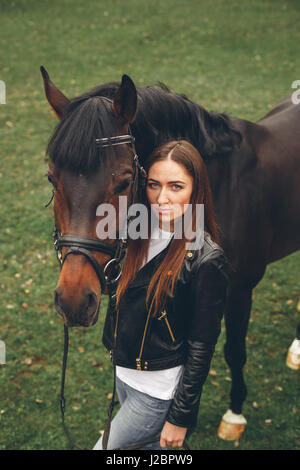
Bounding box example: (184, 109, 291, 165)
(217, 409, 247, 441)
(286, 339, 300, 370)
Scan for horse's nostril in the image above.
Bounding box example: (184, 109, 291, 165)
(54, 287, 62, 308)
(54, 290, 59, 306)
(54, 287, 68, 323)
(87, 292, 98, 315)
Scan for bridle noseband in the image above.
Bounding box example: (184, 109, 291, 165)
(53, 229, 126, 293)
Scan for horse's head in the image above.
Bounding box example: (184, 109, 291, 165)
(41, 67, 138, 327)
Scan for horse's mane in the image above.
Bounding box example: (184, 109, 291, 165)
(131, 84, 242, 162)
(47, 80, 242, 173)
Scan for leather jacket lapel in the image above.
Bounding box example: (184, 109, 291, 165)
(127, 241, 172, 288)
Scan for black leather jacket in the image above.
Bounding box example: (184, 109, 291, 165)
(102, 232, 229, 428)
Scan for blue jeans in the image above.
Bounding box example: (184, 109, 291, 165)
(93, 376, 173, 450)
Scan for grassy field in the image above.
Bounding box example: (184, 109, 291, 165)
(0, 0, 299, 450)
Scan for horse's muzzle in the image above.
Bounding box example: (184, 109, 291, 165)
(54, 286, 99, 327)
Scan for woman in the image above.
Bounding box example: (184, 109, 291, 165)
(94, 140, 229, 450)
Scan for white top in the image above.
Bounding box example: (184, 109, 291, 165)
(116, 226, 184, 400)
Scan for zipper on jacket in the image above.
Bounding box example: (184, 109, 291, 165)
(114, 305, 119, 341)
(158, 310, 176, 343)
(136, 295, 156, 370)
(110, 304, 120, 362)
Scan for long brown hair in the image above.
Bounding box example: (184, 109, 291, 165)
(116, 140, 219, 316)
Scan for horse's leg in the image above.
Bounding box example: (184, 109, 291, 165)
(217, 284, 252, 441)
(286, 321, 300, 370)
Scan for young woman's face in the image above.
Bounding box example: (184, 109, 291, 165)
(146, 159, 193, 230)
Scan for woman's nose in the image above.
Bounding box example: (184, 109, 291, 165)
(157, 187, 169, 204)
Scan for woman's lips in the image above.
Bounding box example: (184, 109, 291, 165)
(158, 208, 172, 214)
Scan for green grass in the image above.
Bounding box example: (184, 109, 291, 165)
(0, 0, 299, 450)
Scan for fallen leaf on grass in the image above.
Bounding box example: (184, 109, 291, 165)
(91, 361, 103, 367)
(211, 381, 220, 387)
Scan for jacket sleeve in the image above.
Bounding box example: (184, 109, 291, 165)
(166, 252, 229, 428)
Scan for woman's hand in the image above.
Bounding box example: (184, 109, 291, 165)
(160, 421, 188, 448)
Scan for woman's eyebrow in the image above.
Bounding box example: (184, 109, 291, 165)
(147, 178, 186, 184)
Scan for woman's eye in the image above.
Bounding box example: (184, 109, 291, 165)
(172, 184, 182, 190)
(147, 182, 159, 189)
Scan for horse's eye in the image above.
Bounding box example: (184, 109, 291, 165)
(46, 173, 56, 187)
(114, 179, 131, 194)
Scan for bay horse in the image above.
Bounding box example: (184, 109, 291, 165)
(41, 67, 300, 441)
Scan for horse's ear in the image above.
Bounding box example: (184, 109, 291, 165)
(40, 66, 70, 120)
(112, 75, 137, 124)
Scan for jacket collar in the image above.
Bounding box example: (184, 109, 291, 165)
(126, 231, 222, 288)
(127, 240, 172, 288)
